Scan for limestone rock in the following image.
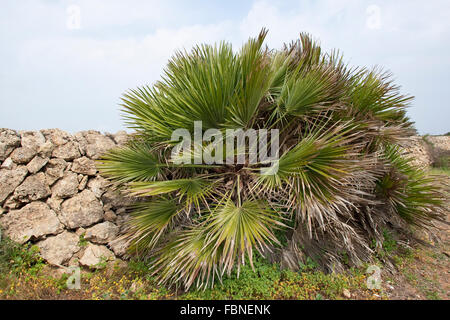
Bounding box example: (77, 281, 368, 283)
(13, 172, 51, 202)
(87, 176, 110, 198)
(26, 156, 49, 174)
(37, 141, 54, 158)
(0, 202, 64, 244)
(51, 172, 79, 198)
(78, 175, 88, 191)
(84, 221, 119, 244)
(427, 135, 450, 164)
(108, 238, 130, 257)
(403, 136, 434, 168)
(79, 243, 115, 268)
(0, 166, 28, 205)
(67, 256, 80, 268)
(75, 131, 116, 159)
(71, 156, 97, 175)
(52, 141, 81, 160)
(75, 227, 86, 236)
(113, 131, 130, 145)
(59, 189, 103, 229)
(37, 231, 80, 265)
(116, 214, 131, 233)
(20, 131, 45, 151)
(104, 210, 117, 222)
(10, 147, 36, 164)
(41, 129, 72, 146)
(46, 196, 63, 212)
(1, 157, 14, 170)
(0, 129, 21, 161)
(2, 195, 21, 210)
(44, 158, 67, 185)
(101, 189, 135, 209)
(116, 207, 126, 215)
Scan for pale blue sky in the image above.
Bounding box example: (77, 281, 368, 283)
(1, 0, 449, 134)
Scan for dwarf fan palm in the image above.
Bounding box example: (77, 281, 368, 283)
(99, 30, 447, 290)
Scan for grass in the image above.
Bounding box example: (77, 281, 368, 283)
(0, 235, 45, 276)
(394, 247, 447, 300)
(0, 232, 383, 300)
(429, 167, 450, 177)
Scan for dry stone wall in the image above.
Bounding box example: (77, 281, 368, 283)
(403, 136, 435, 168)
(0, 128, 132, 269)
(0, 129, 449, 270)
(403, 135, 450, 168)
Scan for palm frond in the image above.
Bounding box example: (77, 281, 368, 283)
(98, 141, 163, 184)
(126, 198, 180, 251)
(377, 144, 447, 227)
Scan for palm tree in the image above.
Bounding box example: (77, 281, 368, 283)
(98, 30, 447, 290)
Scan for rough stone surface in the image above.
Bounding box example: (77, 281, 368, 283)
(13, 172, 51, 202)
(101, 189, 135, 209)
(27, 156, 49, 174)
(104, 210, 117, 222)
(37, 140, 54, 158)
(20, 131, 46, 151)
(51, 172, 79, 198)
(1, 157, 14, 170)
(44, 158, 67, 185)
(10, 147, 36, 164)
(75, 227, 86, 236)
(37, 231, 80, 265)
(404, 137, 434, 168)
(46, 196, 63, 212)
(79, 243, 115, 268)
(115, 207, 126, 215)
(2, 196, 21, 210)
(75, 131, 116, 159)
(0, 129, 21, 161)
(41, 129, 72, 146)
(0, 166, 28, 205)
(0, 202, 63, 244)
(113, 131, 130, 145)
(59, 189, 104, 229)
(71, 156, 97, 175)
(52, 141, 81, 160)
(84, 221, 119, 244)
(0, 129, 135, 264)
(427, 136, 450, 165)
(87, 176, 110, 198)
(78, 175, 88, 191)
(115, 215, 131, 233)
(108, 238, 130, 257)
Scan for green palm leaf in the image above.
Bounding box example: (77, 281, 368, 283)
(97, 141, 162, 184)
